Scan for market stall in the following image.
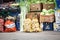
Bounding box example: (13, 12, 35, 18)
(0, 1, 21, 32)
(0, 0, 60, 32)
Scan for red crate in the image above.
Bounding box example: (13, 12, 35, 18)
(0, 18, 4, 32)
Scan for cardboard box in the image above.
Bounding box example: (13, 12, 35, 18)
(30, 3, 42, 11)
(26, 12, 40, 20)
(43, 4, 55, 10)
(40, 14, 54, 22)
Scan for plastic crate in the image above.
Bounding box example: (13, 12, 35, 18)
(56, 0, 60, 8)
(54, 23, 60, 31)
(43, 22, 53, 31)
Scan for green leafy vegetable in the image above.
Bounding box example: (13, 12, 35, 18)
(41, 9, 54, 15)
(40, 0, 55, 4)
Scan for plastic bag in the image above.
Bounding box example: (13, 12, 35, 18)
(23, 18, 32, 32)
(5, 19, 16, 32)
(32, 18, 42, 32)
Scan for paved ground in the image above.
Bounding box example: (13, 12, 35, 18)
(0, 31, 60, 40)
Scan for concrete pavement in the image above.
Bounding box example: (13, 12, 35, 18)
(0, 31, 60, 40)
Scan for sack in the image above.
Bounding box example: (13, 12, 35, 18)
(0, 19, 4, 25)
(0, 26, 4, 32)
(32, 18, 42, 32)
(23, 18, 32, 32)
(5, 20, 16, 32)
(0, 18, 4, 32)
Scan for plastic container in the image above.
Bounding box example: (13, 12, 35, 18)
(56, 0, 60, 8)
(43, 22, 53, 31)
(54, 23, 60, 32)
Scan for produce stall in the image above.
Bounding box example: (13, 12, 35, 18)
(0, 0, 60, 32)
(22, 0, 60, 32)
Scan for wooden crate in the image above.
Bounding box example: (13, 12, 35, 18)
(26, 12, 40, 20)
(43, 4, 55, 10)
(30, 3, 42, 11)
(40, 14, 54, 23)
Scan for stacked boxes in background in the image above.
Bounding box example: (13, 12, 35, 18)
(24, 0, 60, 32)
(24, 2, 55, 32)
(30, 3, 42, 12)
(40, 15, 54, 31)
(43, 4, 55, 10)
(40, 3, 55, 31)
